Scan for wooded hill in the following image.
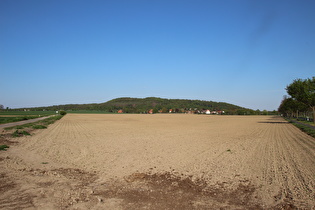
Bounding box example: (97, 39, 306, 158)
(19, 97, 265, 115)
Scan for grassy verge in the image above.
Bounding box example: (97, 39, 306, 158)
(287, 119, 315, 138)
(32, 125, 47, 129)
(4, 115, 63, 131)
(0, 116, 40, 125)
(298, 120, 315, 127)
(4, 115, 65, 138)
(12, 130, 31, 137)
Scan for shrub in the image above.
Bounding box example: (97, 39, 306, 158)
(59, 111, 67, 116)
(0, 145, 9, 151)
(21, 130, 31, 136)
(12, 130, 31, 137)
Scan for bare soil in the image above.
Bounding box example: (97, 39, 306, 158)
(1, 114, 314, 209)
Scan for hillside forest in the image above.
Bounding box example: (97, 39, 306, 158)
(1, 97, 276, 115)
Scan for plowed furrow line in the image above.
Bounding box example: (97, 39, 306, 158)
(74, 122, 95, 140)
(284, 125, 315, 169)
(289, 126, 315, 152)
(275, 124, 315, 203)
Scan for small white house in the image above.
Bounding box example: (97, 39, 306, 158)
(206, 110, 211, 115)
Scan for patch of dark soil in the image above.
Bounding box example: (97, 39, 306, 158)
(0, 173, 16, 193)
(23, 167, 99, 186)
(93, 171, 266, 209)
(8, 167, 99, 209)
(36, 181, 55, 187)
(0, 172, 35, 209)
(51, 168, 98, 184)
(0, 135, 18, 146)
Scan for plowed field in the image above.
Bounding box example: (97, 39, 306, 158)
(1, 114, 314, 209)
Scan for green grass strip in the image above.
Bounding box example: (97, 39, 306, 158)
(5, 115, 64, 131)
(32, 125, 47, 129)
(290, 121, 315, 138)
(0, 116, 39, 124)
(12, 130, 31, 137)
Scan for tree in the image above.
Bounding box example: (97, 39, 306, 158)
(278, 96, 305, 118)
(59, 110, 67, 115)
(286, 77, 315, 123)
(0, 104, 4, 109)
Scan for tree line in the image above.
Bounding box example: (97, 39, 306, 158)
(1, 97, 276, 115)
(278, 77, 315, 123)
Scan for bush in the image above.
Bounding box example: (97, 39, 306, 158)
(0, 145, 9, 151)
(12, 130, 31, 137)
(59, 111, 67, 116)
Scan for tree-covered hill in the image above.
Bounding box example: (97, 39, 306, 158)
(13, 97, 262, 114)
(102, 97, 245, 113)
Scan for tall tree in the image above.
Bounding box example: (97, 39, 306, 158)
(278, 96, 307, 118)
(286, 77, 315, 123)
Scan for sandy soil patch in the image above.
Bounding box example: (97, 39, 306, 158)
(1, 114, 314, 209)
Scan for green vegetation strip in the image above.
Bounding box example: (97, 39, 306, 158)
(12, 130, 31, 137)
(0, 116, 39, 125)
(0, 145, 9, 151)
(32, 125, 47, 129)
(289, 120, 315, 138)
(5, 115, 63, 131)
(4, 115, 65, 138)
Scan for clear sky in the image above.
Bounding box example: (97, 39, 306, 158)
(1, 0, 314, 110)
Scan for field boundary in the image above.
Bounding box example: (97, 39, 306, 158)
(0, 116, 53, 129)
(287, 119, 315, 138)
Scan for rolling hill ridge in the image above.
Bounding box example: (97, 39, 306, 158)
(17, 97, 265, 115)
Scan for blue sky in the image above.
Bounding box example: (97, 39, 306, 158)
(1, 0, 314, 110)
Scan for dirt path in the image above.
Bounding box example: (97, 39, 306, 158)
(0, 114, 314, 209)
(0, 116, 53, 130)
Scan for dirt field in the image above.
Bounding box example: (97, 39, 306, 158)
(1, 114, 314, 209)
